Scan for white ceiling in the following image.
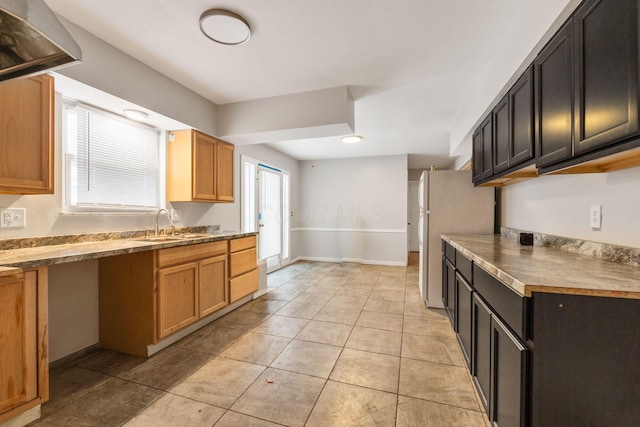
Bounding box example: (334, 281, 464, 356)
(44, 0, 527, 169)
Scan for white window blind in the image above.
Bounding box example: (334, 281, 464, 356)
(64, 103, 161, 210)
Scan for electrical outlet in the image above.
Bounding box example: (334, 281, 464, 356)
(590, 205, 602, 229)
(0, 208, 26, 228)
(171, 209, 182, 221)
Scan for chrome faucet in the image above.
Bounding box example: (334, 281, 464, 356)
(155, 208, 172, 235)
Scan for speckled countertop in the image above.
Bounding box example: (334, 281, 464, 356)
(0, 231, 257, 269)
(442, 234, 640, 300)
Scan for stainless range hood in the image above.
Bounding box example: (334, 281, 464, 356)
(0, 0, 81, 81)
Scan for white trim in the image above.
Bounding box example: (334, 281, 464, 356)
(297, 256, 407, 267)
(292, 227, 406, 233)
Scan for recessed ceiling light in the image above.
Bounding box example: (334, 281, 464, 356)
(199, 9, 251, 45)
(123, 109, 149, 121)
(342, 135, 363, 144)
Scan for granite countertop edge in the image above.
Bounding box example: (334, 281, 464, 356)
(442, 234, 640, 300)
(0, 231, 258, 269)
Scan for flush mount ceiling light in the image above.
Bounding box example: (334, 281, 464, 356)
(123, 109, 149, 121)
(199, 9, 251, 45)
(342, 134, 363, 144)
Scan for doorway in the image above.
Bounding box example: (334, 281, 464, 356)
(241, 156, 290, 273)
(407, 180, 420, 267)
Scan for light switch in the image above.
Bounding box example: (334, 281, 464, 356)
(590, 205, 602, 229)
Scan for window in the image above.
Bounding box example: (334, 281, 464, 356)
(63, 102, 164, 211)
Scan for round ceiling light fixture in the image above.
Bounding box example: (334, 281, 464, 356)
(342, 134, 363, 144)
(123, 109, 149, 121)
(199, 9, 251, 45)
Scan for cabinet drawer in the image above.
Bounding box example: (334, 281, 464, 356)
(444, 241, 456, 263)
(157, 241, 227, 268)
(456, 253, 473, 283)
(473, 264, 528, 341)
(230, 248, 257, 277)
(230, 236, 256, 253)
(230, 268, 258, 302)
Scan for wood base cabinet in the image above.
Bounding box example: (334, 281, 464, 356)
(0, 268, 48, 424)
(0, 75, 54, 194)
(99, 241, 228, 356)
(229, 236, 258, 303)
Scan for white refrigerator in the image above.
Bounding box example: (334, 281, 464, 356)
(418, 170, 494, 308)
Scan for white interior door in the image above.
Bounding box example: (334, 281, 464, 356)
(408, 181, 420, 252)
(259, 167, 282, 272)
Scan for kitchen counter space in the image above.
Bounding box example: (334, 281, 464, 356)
(442, 234, 640, 299)
(0, 231, 257, 269)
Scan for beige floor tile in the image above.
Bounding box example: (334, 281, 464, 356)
(123, 393, 225, 427)
(174, 324, 246, 355)
(335, 286, 373, 298)
(260, 288, 302, 301)
(402, 314, 452, 336)
(231, 368, 325, 427)
(170, 357, 265, 408)
(399, 358, 480, 411)
(396, 395, 486, 427)
(271, 339, 342, 378)
(363, 298, 405, 315)
(326, 294, 368, 310)
(239, 298, 290, 315)
(296, 320, 353, 346)
(346, 326, 402, 356)
(220, 332, 290, 366)
(356, 310, 404, 332)
(214, 411, 283, 426)
(306, 381, 397, 427)
(404, 303, 450, 320)
(369, 288, 406, 302)
(291, 290, 335, 305)
(214, 309, 271, 330)
(251, 314, 309, 338)
(313, 305, 361, 325)
(402, 332, 465, 366)
(330, 348, 400, 393)
(276, 301, 324, 319)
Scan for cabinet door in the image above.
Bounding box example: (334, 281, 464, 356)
(0, 273, 38, 416)
(199, 255, 228, 317)
(157, 262, 198, 339)
(472, 128, 483, 183)
(456, 273, 473, 369)
(216, 141, 234, 202)
(0, 75, 54, 194)
(490, 316, 528, 427)
(472, 293, 491, 413)
(480, 115, 493, 180)
(574, 0, 639, 155)
(444, 259, 456, 328)
(192, 132, 216, 201)
(509, 66, 534, 166)
(492, 96, 510, 174)
(535, 22, 574, 167)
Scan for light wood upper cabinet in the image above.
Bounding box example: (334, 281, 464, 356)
(0, 268, 48, 424)
(0, 75, 54, 194)
(167, 129, 234, 202)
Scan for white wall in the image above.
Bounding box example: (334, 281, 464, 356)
(296, 155, 408, 265)
(502, 167, 640, 248)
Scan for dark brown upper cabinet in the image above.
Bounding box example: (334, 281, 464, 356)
(535, 22, 574, 168)
(573, 0, 639, 155)
(509, 66, 535, 166)
(473, 115, 493, 183)
(492, 96, 510, 174)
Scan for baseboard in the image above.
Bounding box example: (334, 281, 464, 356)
(296, 256, 406, 267)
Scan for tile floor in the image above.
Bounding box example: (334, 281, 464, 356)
(30, 261, 489, 427)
